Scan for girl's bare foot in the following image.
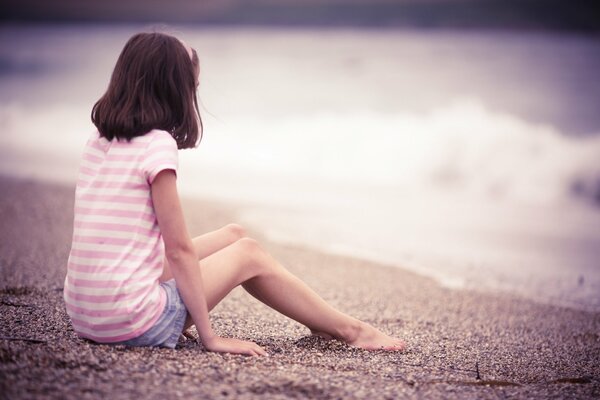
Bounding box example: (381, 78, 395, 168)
(341, 321, 406, 351)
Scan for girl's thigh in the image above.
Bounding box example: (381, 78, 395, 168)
(197, 238, 261, 310)
(181, 238, 261, 330)
(191, 223, 245, 259)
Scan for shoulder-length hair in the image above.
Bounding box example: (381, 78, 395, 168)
(91, 32, 202, 149)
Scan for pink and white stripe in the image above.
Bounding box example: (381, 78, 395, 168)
(64, 130, 179, 343)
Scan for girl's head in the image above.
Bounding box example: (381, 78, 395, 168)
(92, 32, 201, 149)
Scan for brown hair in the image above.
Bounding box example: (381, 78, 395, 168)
(91, 32, 202, 149)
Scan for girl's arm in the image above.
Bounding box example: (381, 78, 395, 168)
(151, 169, 266, 356)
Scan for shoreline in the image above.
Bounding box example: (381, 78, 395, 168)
(0, 175, 599, 399)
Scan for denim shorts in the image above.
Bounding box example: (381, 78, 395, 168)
(116, 279, 188, 349)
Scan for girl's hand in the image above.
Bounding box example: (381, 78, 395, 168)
(203, 336, 268, 356)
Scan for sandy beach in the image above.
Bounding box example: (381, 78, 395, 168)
(0, 174, 598, 399)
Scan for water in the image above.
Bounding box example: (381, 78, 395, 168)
(1, 24, 599, 310)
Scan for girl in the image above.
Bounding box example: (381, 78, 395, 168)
(64, 32, 405, 355)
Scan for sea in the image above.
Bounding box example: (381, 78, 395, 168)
(1, 24, 599, 311)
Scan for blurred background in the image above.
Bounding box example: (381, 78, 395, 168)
(1, 0, 599, 310)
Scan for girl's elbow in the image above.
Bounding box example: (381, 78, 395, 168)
(165, 243, 196, 265)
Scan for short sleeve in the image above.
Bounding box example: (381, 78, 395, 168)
(140, 131, 179, 184)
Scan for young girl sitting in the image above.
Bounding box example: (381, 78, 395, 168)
(64, 32, 405, 355)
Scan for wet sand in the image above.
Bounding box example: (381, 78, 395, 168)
(0, 175, 598, 399)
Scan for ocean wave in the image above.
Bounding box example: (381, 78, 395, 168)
(188, 98, 600, 208)
(2, 98, 600, 207)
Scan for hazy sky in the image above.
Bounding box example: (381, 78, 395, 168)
(1, 0, 598, 31)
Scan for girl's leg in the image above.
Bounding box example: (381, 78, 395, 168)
(191, 223, 246, 259)
(160, 223, 246, 282)
(183, 236, 405, 351)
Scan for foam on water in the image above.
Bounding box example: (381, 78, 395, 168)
(178, 98, 600, 207)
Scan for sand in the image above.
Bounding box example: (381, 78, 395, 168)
(0, 175, 598, 399)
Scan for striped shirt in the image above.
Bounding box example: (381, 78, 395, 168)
(64, 129, 178, 343)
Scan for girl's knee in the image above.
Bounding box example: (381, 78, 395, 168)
(234, 238, 280, 277)
(224, 223, 246, 241)
(235, 237, 262, 256)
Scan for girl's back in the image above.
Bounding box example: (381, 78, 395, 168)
(64, 129, 178, 343)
